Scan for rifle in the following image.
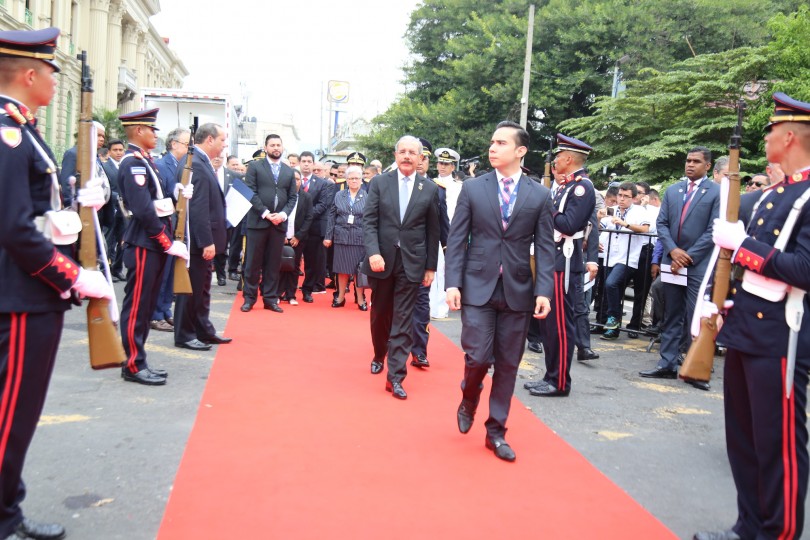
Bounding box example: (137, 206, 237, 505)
(76, 51, 127, 370)
(172, 127, 194, 294)
(680, 99, 745, 383)
(542, 139, 553, 188)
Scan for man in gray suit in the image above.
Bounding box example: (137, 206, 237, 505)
(241, 134, 298, 313)
(445, 121, 555, 462)
(362, 135, 440, 400)
(639, 147, 720, 380)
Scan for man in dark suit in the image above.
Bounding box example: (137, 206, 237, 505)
(445, 120, 554, 462)
(241, 134, 298, 313)
(279, 170, 313, 304)
(225, 155, 246, 281)
(362, 135, 440, 400)
(173, 123, 231, 349)
(639, 147, 720, 379)
(299, 150, 332, 302)
(106, 138, 128, 281)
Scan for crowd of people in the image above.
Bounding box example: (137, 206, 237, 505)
(1, 24, 809, 540)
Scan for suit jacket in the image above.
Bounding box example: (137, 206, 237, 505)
(188, 150, 227, 255)
(156, 152, 182, 195)
(290, 189, 313, 242)
(59, 145, 77, 206)
(361, 170, 440, 282)
(445, 171, 555, 312)
(102, 158, 120, 194)
(739, 189, 763, 227)
(302, 174, 332, 237)
(326, 188, 367, 246)
(656, 178, 720, 276)
(223, 168, 242, 199)
(244, 158, 297, 232)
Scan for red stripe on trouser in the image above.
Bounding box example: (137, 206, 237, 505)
(555, 272, 567, 390)
(780, 357, 797, 540)
(126, 248, 146, 372)
(0, 314, 26, 475)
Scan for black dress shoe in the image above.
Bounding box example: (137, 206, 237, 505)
(302, 294, 314, 303)
(358, 303, 368, 311)
(523, 379, 547, 390)
(683, 378, 711, 391)
(331, 298, 346, 308)
(111, 271, 126, 283)
(14, 518, 66, 540)
(202, 335, 233, 344)
(240, 302, 253, 312)
(639, 366, 678, 379)
(370, 361, 383, 375)
(485, 436, 516, 462)
(217, 277, 226, 286)
(457, 400, 476, 434)
(176, 339, 212, 351)
(228, 272, 240, 281)
(577, 347, 599, 361)
(122, 369, 166, 386)
(527, 341, 543, 354)
(693, 530, 741, 540)
(411, 353, 430, 368)
(147, 367, 168, 378)
(264, 303, 284, 313)
(529, 383, 569, 397)
(385, 380, 407, 399)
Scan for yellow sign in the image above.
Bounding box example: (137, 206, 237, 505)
(327, 80, 350, 103)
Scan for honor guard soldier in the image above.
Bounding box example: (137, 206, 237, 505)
(526, 134, 596, 397)
(118, 108, 191, 386)
(695, 93, 810, 540)
(0, 27, 113, 540)
(429, 147, 462, 319)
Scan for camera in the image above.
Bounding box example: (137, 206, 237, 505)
(606, 207, 615, 216)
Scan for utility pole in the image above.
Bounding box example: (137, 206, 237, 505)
(519, 4, 535, 129)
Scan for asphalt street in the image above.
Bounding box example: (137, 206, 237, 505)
(18, 279, 808, 539)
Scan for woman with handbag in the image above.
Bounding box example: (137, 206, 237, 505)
(324, 166, 367, 310)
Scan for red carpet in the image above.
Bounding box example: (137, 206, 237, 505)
(158, 290, 675, 539)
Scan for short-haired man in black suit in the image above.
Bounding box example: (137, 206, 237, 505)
(362, 135, 440, 400)
(241, 134, 298, 313)
(446, 121, 554, 461)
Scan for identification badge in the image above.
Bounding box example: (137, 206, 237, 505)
(347, 215, 355, 224)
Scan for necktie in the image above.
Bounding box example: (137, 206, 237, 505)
(303, 177, 310, 192)
(400, 176, 410, 222)
(678, 181, 697, 240)
(271, 162, 280, 182)
(501, 177, 513, 229)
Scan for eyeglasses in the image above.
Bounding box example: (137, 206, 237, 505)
(748, 181, 765, 188)
(330, 172, 338, 178)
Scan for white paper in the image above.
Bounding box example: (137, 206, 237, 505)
(225, 188, 253, 227)
(661, 263, 688, 286)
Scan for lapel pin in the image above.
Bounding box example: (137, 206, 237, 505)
(418, 183, 423, 191)
(678, 189, 684, 193)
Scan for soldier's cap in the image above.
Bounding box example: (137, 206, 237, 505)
(766, 92, 810, 130)
(252, 149, 266, 159)
(418, 138, 433, 157)
(0, 27, 61, 73)
(435, 148, 460, 163)
(346, 151, 366, 165)
(119, 108, 160, 130)
(554, 133, 592, 156)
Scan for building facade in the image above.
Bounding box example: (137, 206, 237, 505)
(0, 0, 187, 158)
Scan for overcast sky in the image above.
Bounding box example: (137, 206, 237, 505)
(151, 0, 421, 151)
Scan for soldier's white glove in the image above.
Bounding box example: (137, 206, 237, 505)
(174, 183, 194, 200)
(712, 219, 747, 251)
(76, 177, 106, 211)
(65, 268, 114, 300)
(700, 299, 734, 319)
(165, 240, 189, 260)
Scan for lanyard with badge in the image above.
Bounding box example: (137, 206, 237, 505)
(347, 191, 358, 224)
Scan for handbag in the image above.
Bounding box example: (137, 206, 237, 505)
(355, 260, 371, 289)
(280, 244, 295, 272)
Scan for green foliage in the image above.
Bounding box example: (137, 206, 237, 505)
(93, 108, 124, 142)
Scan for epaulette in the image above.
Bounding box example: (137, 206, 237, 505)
(434, 178, 448, 189)
(133, 151, 144, 159)
(4, 103, 26, 126)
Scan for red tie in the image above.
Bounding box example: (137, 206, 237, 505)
(678, 181, 697, 240)
(303, 177, 309, 192)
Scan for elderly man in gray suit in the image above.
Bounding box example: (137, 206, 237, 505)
(241, 134, 298, 313)
(445, 121, 555, 462)
(639, 146, 720, 382)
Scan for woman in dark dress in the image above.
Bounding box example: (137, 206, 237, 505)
(324, 166, 367, 309)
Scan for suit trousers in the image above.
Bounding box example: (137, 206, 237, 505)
(110, 212, 127, 274)
(0, 312, 62, 538)
(460, 278, 531, 438)
(576, 284, 593, 349)
(542, 271, 580, 392)
(227, 218, 245, 273)
(279, 242, 305, 300)
(657, 274, 700, 370)
(174, 254, 217, 343)
(150, 253, 175, 321)
(301, 236, 325, 294)
(411, 284, 430, 356)
(724, 349, 810, 539)
(121, 246, 168, 373)
(243, 226, 285, 305)
(368, 249, 420, 383)
(629, 243, 654, 329)
(527, 317, 541, 345)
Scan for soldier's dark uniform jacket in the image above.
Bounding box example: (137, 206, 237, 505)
(118, 143, 174, 252)
(551, 170, 596, 272)
(0, 96, 77, 313)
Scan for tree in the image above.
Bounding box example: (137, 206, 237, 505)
(93, 108, 124, 142)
